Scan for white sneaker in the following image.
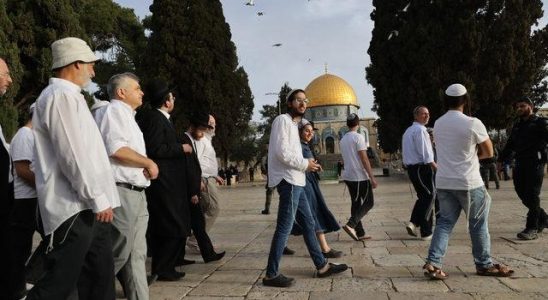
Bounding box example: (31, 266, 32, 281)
(421, 234, 432, 241)
(406, 222, 418, 237)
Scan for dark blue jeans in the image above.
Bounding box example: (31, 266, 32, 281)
(266, 180, 327, 277)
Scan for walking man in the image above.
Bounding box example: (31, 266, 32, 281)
(28, 37, 120, 299)
(0, 57, 14, 298)
(499, 98, 548, 240)
(263, 89, 348, 288)
(340, 113, 378, 241)
(402, 106, 437, 240)
(97, 72, 159, 298)
(424, 83, 513, 280)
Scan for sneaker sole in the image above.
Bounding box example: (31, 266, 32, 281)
(406, 226, 417, 237)
(343, 226, 359, 241)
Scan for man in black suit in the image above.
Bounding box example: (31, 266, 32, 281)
(0, 57, 14, 298)
(137, 79, 192, 281)
(180, 112, 225, 263)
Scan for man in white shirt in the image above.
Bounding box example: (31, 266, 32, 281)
(339, 113, 378, 241)
(7, 104, 37, 299)
(27, 37, 120, 299)
(423, 84, 513, 280)
(402, 106, 437, 240)
(97, 73, 159, 299)
(0, 57, 13, 297)
(263, 89, 348, 288)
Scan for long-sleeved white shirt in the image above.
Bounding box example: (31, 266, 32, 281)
(97, 99, 150, 187)
(195, 134, 218, 177)
(267, 114, 308, 187)
(33, 78, 120, 235)
(402, 122, 434, 166)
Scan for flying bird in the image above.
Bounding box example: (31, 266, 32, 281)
(245, 0, 255, 6)
(272, 43, 282, 47)
(257, 11, 264, 16)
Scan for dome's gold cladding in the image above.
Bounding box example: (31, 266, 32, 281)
(304, 73, 358, 108)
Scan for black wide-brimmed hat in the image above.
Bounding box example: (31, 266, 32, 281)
(190, 111, 213, 129)
(145, 79, 171, 108)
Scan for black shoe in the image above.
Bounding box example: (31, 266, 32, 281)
(176, 258, 196, 266)
(147, 274, 158, 285)
(283, 247, 295, 255)
(517, 229, 538, 240)
(323, 249, 343, 258)
(261, 209, 270, 215)
(317, 262, 349, 278)
(156, 270, 185, 281)
(204, 251, 226, 263)
(262, 274, 295, 287)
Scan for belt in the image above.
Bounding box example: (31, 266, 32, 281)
(116, 182, 146, 192)
(406, 163, 428, 168)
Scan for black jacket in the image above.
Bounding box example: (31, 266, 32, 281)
(500, 115, 548, 163)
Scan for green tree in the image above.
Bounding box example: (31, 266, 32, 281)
(143, 0, 254, 165)
(367, 0, 548, 153)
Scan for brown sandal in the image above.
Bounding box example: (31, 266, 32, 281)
(476, 263, 514, 277)
(423, 263, 448, 280)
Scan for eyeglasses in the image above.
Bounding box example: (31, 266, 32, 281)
(295, 98, 309, 105)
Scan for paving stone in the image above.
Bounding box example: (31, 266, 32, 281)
(499, 278, 548, 292)
(391, 277, 449, 292)
(353, 265, 412, 278)
(310, 291, 389, 299)
(371, 254, 425, 267)
(250, 277, 332, 292)
(188, 270, 261, 297)
(247, 291, 309, 299)
(444, 276, 513, 293)
(149, 285, 191, 300)
(388, 292, 473, 300)
(351, 246, 389, 256)
(332, 278, 394, 292)
(469, 292, 548, 300)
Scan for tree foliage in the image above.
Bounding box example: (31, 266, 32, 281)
(367, 0, 548, 153)
(143, 0, 254, 165)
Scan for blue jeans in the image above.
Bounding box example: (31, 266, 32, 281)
(426, 187, 493, 269)
(266, 180, 327, 277)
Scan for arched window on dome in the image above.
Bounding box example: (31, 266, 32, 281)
(325, 136, 335, 154)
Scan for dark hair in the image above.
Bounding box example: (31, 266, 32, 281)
(347, 113, 359, 127)
(444, 93, 469, 109)
(286, 89, 306, 102)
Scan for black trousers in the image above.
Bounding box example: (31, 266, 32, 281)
(407, 165, 436, 237)
(345, 180, 374, 237)
(189, 202, 216, 260)
(513, 159, 548, 230)
(149, 235, 186, 276)
(480, 163, 500, 188)
(26, 210, 115, 300)
(0, 183, 14, 298)
(7, 198, 38, 299)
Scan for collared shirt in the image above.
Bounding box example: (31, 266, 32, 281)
(195, 133, 218, 177)
(0, 125, 12, 183)
(268, 114, 308, 187)
(434, 110, 488, 190)
(11, 126, 37, 199)
(97, 99, 150, 187)
(340, 131, 370, 181)
(402, 122, 435, 166)
(157, 108, 170, 120)
(33, 78, 120, 235)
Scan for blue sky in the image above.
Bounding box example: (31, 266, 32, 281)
(113, 0, 548, 121)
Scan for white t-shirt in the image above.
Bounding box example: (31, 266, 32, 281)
(11, 126, 37, 199)
(340, 131, 370, 181)
(433, 110, 488, 190)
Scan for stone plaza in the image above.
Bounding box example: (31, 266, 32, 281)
(145, 172, 548, 300)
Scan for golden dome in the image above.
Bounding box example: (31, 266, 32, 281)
(304, 73, 359, 108)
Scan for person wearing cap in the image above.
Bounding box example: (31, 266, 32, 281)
(423, 83, 513, 280)
(136, 79, 193, 281)
(339, 113, 378, 241)
(0, 57, 14, 297)
(96, 72, 159, 298)
(187, 115, 224, 247)
(263, 89, 348, 288)
(6, 103, 38, 299)
(27, 37, 120, 299)
(402, 106, 437, 240)
(180, 112, 226, 263)
(498, 98, 548, 240)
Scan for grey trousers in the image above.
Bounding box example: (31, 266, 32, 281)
(200, 177, 221, 232)
(111, 186, 149, 300)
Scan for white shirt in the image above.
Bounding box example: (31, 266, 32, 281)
(267, 114, 308, 187)
(11, 126, 37, 199)
(0, 125, 12, 183)
(402, 122, 435, 166)
(33, 78, 120, 235)
(97, 99, 150, 187)
(195, 133, 218, 177)
(340, 131, 370, 181)
(157, 108, 170, 120)
(434, 110, 488, 190)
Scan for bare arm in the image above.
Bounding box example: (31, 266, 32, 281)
(111, 146, 159, 180)
(358, 150, 378, 188)
(13, 160, 35, 187)
(477, 138, 494, 160)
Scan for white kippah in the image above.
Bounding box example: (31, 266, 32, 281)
(445, 83, 467, 97)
